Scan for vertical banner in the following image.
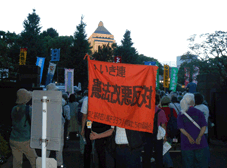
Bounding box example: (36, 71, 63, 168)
(51, 49, 60, 62)
(36, 57, 45, 84)
(144, 61, 159, 90)
(169, 67, 178, 92)
(114, 56, 122, 63)
(163, 65, 169, 88)
(184, 67, 190, 87)
(192, 66, 199, 84)
(45, 62, 56, 86)
(65, 69, 74, 94)
(87, 58, 158, 133)
(19, 48, 27, 65)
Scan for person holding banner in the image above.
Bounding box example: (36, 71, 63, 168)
(80, 93, 93, 168)
(90, 122, 114, 168)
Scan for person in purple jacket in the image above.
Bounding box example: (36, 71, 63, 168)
(177, 93, 208, 168)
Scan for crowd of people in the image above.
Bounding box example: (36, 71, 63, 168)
(7, 82, 211, 168)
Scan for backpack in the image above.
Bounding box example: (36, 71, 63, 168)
(77, 102, 83, 125)
(153, 109, 161, 136)
(166, 108, 178, 139)
(142, 108, 161, 142)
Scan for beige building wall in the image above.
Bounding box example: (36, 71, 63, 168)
(88, 21, 115, 53)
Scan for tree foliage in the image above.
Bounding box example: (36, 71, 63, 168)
(20, 9, 43, 65)
(92, 43, 116, 62)
(69, 16, 92, 90)
(40, 28, 59, 38)
(137, 54, 163, 75)
(1, 10, 174, 89)
(114, 30, 138, 64)
(188, 31, 227, 85)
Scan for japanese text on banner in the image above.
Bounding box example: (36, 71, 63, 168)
(87, 58, 158, 133)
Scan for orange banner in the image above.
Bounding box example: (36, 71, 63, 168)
(19, 48, 27, 65)
(87, 58, 158, 133)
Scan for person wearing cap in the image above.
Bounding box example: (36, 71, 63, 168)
(160, 96, 178, 168)
(178, 93, 208, 168)
(46, 83, 66, 168)
(9, 88, 37, 168)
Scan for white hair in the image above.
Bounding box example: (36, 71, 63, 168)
(180, 93, 195, 113)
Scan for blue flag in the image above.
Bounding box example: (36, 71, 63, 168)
(51, 49, 60, 61)
(36, 57, 45, 84)
(144, 61, 156, 66)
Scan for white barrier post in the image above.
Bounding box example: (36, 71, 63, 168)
(42, 96, 48, 168)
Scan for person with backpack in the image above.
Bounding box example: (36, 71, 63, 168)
(9, 88, 37, 168)
(169, 96, 181, 115)
(142, 93, 167, 168)
(160, 96, 178, 168)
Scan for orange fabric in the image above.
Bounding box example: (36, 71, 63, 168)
(87, 58, 158, 133)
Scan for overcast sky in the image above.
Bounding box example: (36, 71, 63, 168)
(1, 0, 227, 66)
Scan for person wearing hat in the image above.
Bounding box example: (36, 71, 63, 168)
(9, 88, 37, 168)
(46, 83, 66, 168)
(160, 96, 178, 168)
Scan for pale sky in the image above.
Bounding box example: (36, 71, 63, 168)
(1, 0, 227, 67)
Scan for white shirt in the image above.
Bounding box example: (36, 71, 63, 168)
(81, 96, 88, 114)
(194, 104, 209, 134)
(115, 127, 129, 144)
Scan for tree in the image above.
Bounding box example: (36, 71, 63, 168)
(92, 43, 116, 62)
(188, 31, 227, 85)
(0, 31, 20, 77)
(70, 16, 92, 90)
(20, 9, 43, 65)
(114, 30, 138, 64)
(41, 35, 74, 84)
(40, 28, 59, 38)
(137, 54, 163, 75)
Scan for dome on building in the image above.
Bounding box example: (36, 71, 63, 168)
(94, 21, 111, 35)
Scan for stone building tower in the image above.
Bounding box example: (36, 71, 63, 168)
(88, 21, 115, 53)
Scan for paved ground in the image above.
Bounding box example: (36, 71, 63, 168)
(1, 136, 227, 168)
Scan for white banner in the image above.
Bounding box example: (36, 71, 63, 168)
(65, 69, 74, 94)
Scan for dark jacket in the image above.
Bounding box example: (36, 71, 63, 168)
(125, 129, 144, 151)
(106, 127, 145, 158)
